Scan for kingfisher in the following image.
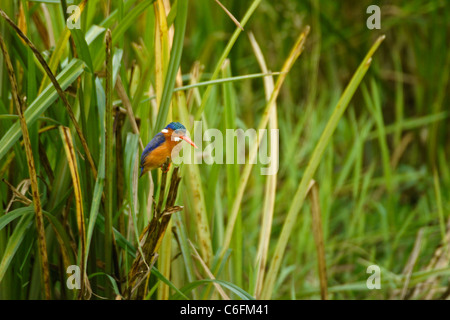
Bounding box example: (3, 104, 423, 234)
(139, 122, 197, 177)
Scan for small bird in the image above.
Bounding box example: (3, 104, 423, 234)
(140, 122, 197, 177)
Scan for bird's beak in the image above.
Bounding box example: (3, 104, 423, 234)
(180, 135, 198, 148)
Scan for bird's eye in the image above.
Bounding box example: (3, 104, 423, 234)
(174, 129, 186, 135)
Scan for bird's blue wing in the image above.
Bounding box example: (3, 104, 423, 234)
(140, 132, 165, 166)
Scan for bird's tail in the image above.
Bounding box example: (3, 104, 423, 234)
(139, 166, 144, 178)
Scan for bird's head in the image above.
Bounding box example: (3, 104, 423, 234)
(161, 122, 198, 149)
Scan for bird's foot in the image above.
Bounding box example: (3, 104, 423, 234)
(161, 162, 171, 173)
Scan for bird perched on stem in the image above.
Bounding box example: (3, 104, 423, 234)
(140, 122, 197, 177)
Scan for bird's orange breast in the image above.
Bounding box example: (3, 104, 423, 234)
(143, 140, 178, 170)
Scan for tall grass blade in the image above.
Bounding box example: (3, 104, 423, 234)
(221, 60, 242, 290)
(0, 59, 85, 161)
(0, 9, 97, 178)
(38, 1, 86, 91)
(309, 182, 328, 300)
(172, 279, 255, 301)
(104, 29, 114, 296)
(0, 35, 51, 299)
(0, 207, 33, 230)
(220, 27, 310, 260)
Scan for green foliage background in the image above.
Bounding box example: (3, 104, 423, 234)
(0, 0, 449, 299)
